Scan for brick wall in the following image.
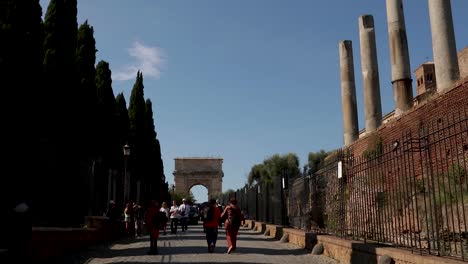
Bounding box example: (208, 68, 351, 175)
(347, 79, 468, 157)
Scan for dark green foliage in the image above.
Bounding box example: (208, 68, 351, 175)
(95, 60, 120, 168)
(362, 133, 383, 160)
(248, 153, 300, 186)
(76, 21, 98, 158)
(308, 150, 329, 174)
(128, 71, 147, 147)
(41, 0, 81, 225)
(144, 99, 166, 201)
(0, 0, 44, 215)
(127, 73, 167, 202)
(0, 1, 167, 226)
(43, 0, 78, 124)
(115, 93, 131, 148)
(248, 164, 266, 186)
(43, 0, 77, 72)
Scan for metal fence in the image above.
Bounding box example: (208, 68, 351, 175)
(232, 109, 467, 261)
(304, 110, 468, 261)
(220, 173, 286, 227)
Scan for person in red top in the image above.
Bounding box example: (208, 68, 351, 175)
(203, 198, 222, 253)
(221, 197, 244, 254)
(144, 200, 160, 255)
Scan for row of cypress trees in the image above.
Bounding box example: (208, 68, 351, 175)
(0, 0, 167, 226)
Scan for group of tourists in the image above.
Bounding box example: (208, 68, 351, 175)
(168, 198, 191, 234)
(202, 197, 244, 253)
(105, 197, 244, 255)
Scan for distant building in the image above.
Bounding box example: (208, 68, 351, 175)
(459, 46, 468, 80)
(359, 47, 468, 138)
(414, 46, 468, 98)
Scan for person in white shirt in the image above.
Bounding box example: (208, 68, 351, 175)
(178, 198, 191, 232)
(169, 200, 180, 234)
(159, 202, 170, 235)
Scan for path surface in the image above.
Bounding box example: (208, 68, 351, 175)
(62, 223, 338, 264)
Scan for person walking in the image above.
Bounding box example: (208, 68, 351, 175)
(178, 198, 190, 232)
(124, 202, 135, 238)
(221, 197, 244, 254)
(169, 200, 180, 234)
(144, 200, 160, 255)
(106, 200, 121, 239)
(134, 203, 144, 237)
(159, 202, 170, 235)
(203, 198, 221, 253)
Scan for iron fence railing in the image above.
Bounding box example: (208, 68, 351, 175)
(230, 109, 467, 261)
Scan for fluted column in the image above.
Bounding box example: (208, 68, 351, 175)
(428, 0, 459, 92)
(386, 0, 413, 116)
(359, 15, 382, 133)
(339, 40, 359, 146)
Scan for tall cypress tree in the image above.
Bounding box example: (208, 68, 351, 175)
(128, 72, 147, 201)
(115, 93, 130, 206)
(42, 0, 79, 225)
(128, 71, 147, 146)
(43, 0, 78, 132)
(76, 21, 98, 160)
(116, 93, 130, 150)
(144, 99, 165, 201)
(96, 60, 121, 168)
(0, 0, 44, 224)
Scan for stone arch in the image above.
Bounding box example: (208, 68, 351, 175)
(173, 158, 223, 199)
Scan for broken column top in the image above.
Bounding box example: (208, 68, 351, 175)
(360, 14, 374, 29)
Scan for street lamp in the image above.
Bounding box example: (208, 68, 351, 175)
(171, 184, 175, 201)
(281, 169, 289, 226)
(123, 144, 131, 207)
(256, 184, 260, 220)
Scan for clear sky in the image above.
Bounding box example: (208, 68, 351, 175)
(39, 0, 468, 203)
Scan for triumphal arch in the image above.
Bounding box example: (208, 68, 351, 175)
(173, 157, 223, 199)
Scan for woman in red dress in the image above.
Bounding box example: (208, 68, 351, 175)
(221, 197, 244, 254)
(144, 200, 160, 255)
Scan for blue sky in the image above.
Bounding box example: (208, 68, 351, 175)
(40, 0, 468, 203)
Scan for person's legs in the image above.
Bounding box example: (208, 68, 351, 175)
(231, 228, 239, 251)
(183, 217, 188, 231)
(180, 217, 187, 232)
(170, 218, 177, 234)
(225, 224, 233, 253)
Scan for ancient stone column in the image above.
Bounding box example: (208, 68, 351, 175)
(339, 40, 359, 146)
(359, 15, 382, 133)
(428, 0, 460, 92)
(386, 0, 413, 116)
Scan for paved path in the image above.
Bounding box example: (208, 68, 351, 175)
(64, 224, 338, 264)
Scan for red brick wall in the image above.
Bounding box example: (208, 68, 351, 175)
(348, 79, 468, 157)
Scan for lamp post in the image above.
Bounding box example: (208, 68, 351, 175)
(244, 186, 248, 218)
(171, 184, 175, 201)
(158, 174, 165, 202)
(123, 144, 131, 207)
(256, 184, 260, 221)
(281, 168, 289, 226)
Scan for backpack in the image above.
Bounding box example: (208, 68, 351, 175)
(203, 205, 214, 221)
(153, 211, 167, 228)
(228, 207, 240, 228)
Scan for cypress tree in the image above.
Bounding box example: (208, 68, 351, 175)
(76, 21, 98, 159)
(42, 0, 80, 225)
(128, 72, 147, 201)
(115, 93, 130, 149)
(128, 71, 147, 146)
(0, 0, 44, 224)
(96, 60, 122, 169)
(43, 0, 78, 131)
(143, 99, 165, 201)
(115, 93, 130, 206)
